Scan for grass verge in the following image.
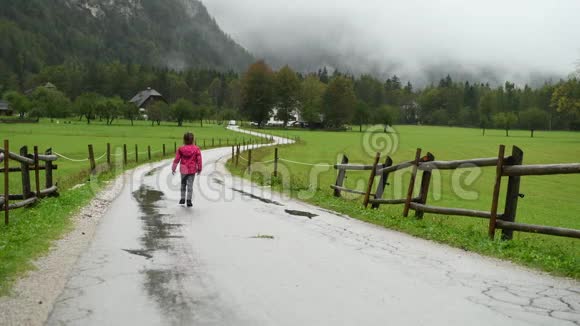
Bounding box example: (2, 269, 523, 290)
(227, 126, 580, 279)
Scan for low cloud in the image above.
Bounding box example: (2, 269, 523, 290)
(202, 0, 580, 86)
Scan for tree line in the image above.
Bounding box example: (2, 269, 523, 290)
(2, 59, 579, 134)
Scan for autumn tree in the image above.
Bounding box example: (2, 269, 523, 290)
(551, 78, 580, 116)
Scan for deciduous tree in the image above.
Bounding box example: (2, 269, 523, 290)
(274, 65, 301, 127)
(171, 99, 194, 127)
(519, 107, 548, 137)
(241, 60, 275, 126)
(3, 91, 31, 119)
(300, 76, 326, 125)
(323, 76, 356, 128)
(148, 101, 167, 126)
(74, 92, 101, 124)
(493, 112, 518, 137)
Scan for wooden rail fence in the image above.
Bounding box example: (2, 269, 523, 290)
(332, 145, 580, 241)
(1, 136, 271, 225)
(1, 140, 58, 225)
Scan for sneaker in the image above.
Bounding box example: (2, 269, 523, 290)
(187, 200, 193, 207)
(179, 199, 185, 205)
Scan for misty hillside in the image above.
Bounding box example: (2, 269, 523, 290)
(0, 0, 253, 77)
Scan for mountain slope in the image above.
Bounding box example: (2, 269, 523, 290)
(0, 0, 253, 77)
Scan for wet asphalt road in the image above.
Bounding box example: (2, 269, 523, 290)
(46, 130, 579, 326)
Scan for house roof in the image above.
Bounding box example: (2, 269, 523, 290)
(0, 100, 11, 111)
(129, 88, 166, 108)
(24, 82, 58, 95)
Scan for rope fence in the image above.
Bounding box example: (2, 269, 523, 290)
(232, 145, 336, 175)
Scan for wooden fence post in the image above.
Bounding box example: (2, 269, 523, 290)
(236, 145, 240, 167)
(403, 148, 422, 217)
(212, 138, 215, 147)
(414, 154, 435, 218)
(231, 146, 235, 161)
(135, 144, 138, 163)
(333, 155, 349, 197)
(248, 150, 252, 172)
(488, 145, 506, 239)
(123, 144, 127, 166)
(88, 144, 96, 174)
(274, 148, 279, 177)
(148, 146, 151, 160)
(4, 140, 10, 225)
(219, 139, 222, 146)
(415, 170, 433, 219)
(372, 156, 393, 209)
(107, 143, 111, 166)
(174, 142, 177, 154)
(33, 146, 40, 197)
(45, 148, 53, 190)
(163, 144, 166, 157)
(501, 146, 524, 241)
(20, 146, 32, 199)
(363, 152, 382, 208)
(204, 139, 206, 148)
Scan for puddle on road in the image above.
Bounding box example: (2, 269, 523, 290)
(123, 249, 154, 259)
(144, 165, 167, 177)
(285, 209, 318, 219)
(132, 185, 193, 322)
(231, 188, 283, 206)
(144, 269, 194, 325)
(132, 186, 182, 251)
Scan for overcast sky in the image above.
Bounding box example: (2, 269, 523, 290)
(203, 0, 580, 85)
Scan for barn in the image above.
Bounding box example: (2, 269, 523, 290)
(129, 88, 167, 110)
(0, 100, 13, 116)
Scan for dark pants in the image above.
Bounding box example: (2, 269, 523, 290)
(181, 174, 195, 201)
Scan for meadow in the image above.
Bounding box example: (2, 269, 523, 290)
(0, 119, 259, 294)
(2, 119, 259, 190)
(228, 125, 580, 278)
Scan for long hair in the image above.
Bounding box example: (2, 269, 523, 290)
(183, 132, 194, 145)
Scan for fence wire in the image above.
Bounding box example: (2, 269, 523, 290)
(54, 152, 89, 162)
(237, 154, 333, 167)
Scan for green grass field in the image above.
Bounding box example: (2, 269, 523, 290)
(2, 119, 258, 190)
(0, 119, 259, 294)
(228, 125, 580, 278)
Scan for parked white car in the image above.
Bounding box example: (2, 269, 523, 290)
(228, 120, 237, 126)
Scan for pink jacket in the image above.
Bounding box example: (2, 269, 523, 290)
(172, 145, 202, 175)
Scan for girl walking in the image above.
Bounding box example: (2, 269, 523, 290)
(172, 132, 202, 207)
